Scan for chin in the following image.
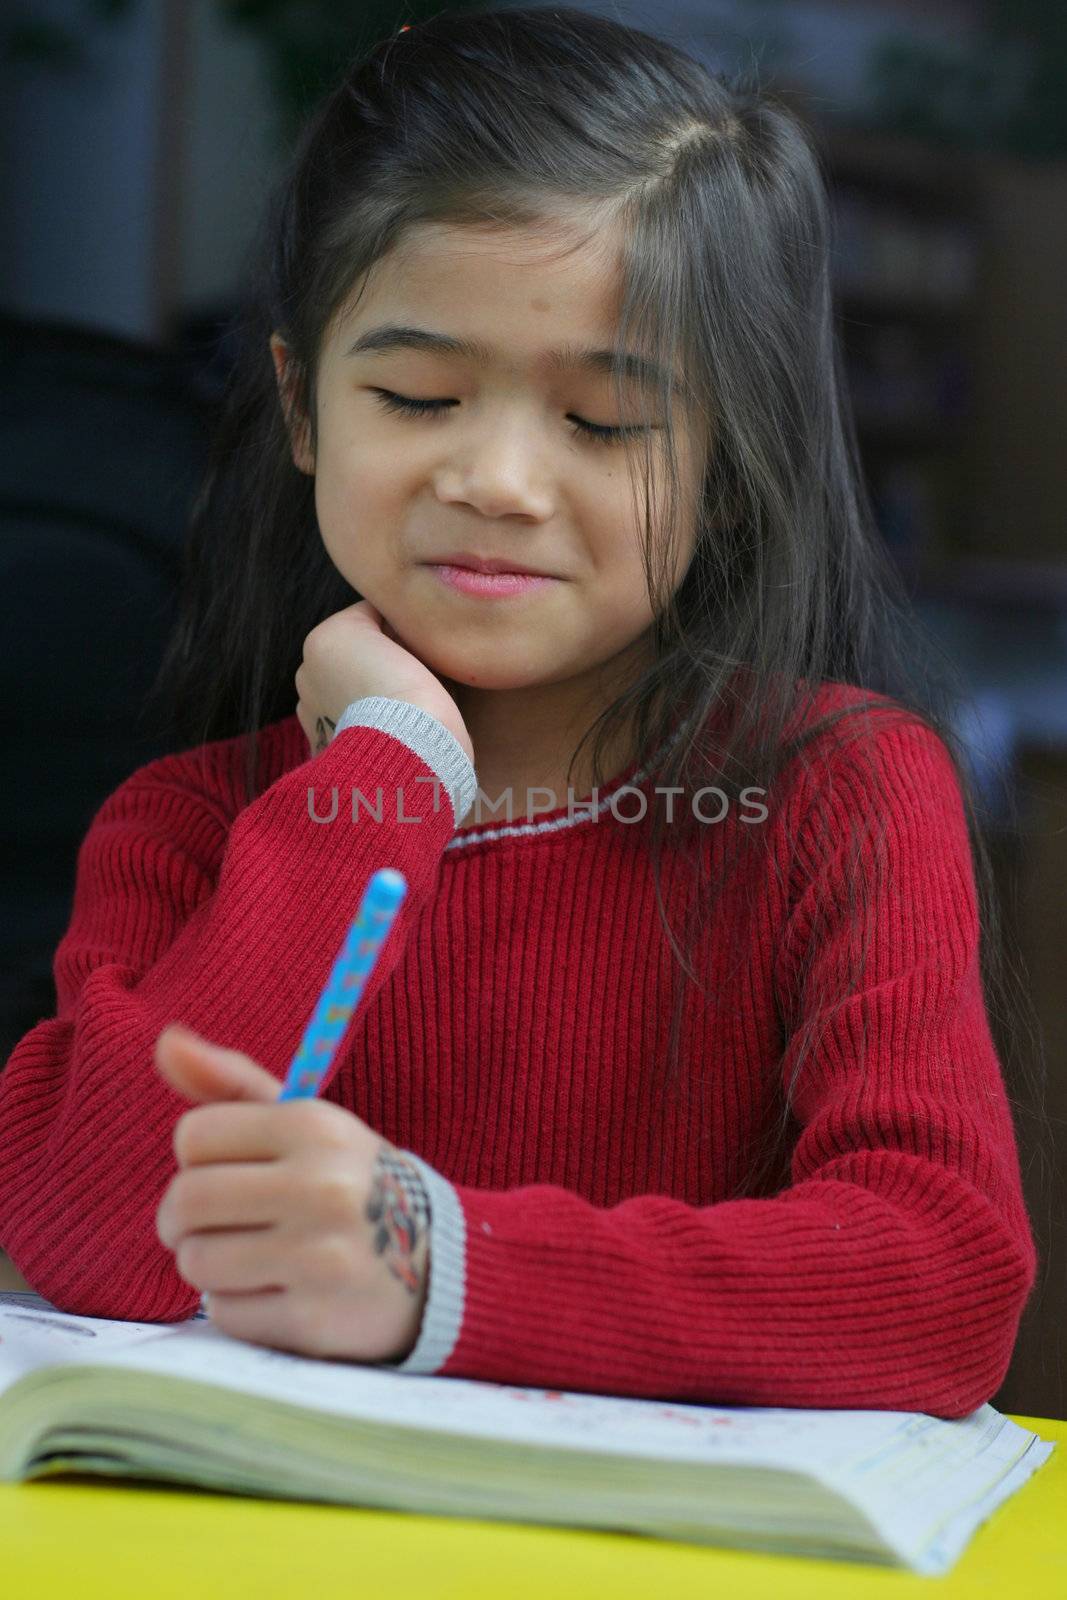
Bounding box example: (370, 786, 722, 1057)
(430, 661, 533, 693)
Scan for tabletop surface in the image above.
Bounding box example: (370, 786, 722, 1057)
(0, 1412, 1062, 1599)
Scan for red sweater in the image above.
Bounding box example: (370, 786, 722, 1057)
(0, 684, 1036, 1418)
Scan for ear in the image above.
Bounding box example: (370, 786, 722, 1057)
(269, 333, 315, 475)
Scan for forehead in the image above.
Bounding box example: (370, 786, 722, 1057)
(333, 217, 624, 346)
(330, 218, 689, 399)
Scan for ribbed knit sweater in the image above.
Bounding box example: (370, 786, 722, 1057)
(0, 683, 1036, 1418)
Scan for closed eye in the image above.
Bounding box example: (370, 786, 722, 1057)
(367, 388, 654, 446)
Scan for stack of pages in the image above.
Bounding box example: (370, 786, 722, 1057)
(0, 1291, 1053, 1575)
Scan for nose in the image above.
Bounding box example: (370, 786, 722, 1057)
(433, 414, 555, 521)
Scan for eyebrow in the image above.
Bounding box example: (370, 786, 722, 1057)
(344, 323, 686, 397)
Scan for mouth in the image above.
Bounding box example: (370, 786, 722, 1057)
(424, 564, 558, 600)
(427, 552, 555, 577)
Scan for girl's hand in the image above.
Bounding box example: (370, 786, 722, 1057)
(153, 1023, 431, 1365)
(295, 599, 474, 764)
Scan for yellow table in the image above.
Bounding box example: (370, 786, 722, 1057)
(0, 1413, 1061, 1598)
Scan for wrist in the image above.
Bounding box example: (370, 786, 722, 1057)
(370, 1146, 432, 1359)
(395, 1245, 431, 1361)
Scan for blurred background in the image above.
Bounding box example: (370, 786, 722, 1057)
(1, 0, 1064, 1417)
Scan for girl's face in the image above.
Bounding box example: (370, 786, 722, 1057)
(272, 218, 704, 706)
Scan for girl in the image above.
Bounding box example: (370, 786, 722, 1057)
(0, 7, 1040, 1417)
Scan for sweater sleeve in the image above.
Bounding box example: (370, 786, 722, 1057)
(0, 700, 475, 1325)
(392, 718, 1038, 1417)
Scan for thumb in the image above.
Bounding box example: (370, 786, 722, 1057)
(155, 1024, 282, 1104)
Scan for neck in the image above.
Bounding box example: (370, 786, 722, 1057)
(442, 640, 655, 826)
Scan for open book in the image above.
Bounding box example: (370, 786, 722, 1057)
(0, 1291, 1053, 1575)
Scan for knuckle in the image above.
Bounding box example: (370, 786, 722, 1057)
(168, 1168, 222, 1237)
(301, 1099, 350, 1148)
(290, 1294, 331, 1357)
(315, 1166, 361, 1226)
(310, 1234, 355, 1285)
(173, 1109, 198, 1164)
(302, 623, 327, 663)
(166, 1188, 192, 1238)
(176, 1237, 204, 1284)
(172, 1129, 190, 1167)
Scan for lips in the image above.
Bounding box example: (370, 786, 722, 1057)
(427, 564, 556, 599)
(428, 552, 551, 577)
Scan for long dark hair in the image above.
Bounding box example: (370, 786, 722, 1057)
(150, 5, 1047, 1219)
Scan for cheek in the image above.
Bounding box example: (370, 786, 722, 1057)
(312, 434, 388, 538)
(312, 471, 349, 562)
(589, 558, 657, 648)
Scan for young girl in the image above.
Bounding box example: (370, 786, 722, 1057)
(0, 6, 1039, 1418)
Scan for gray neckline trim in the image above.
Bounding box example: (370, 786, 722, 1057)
(443, 714, 696, 852)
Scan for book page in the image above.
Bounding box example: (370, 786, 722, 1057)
(0, 1292, 196, 1393)
(84, 1311, 991, 1470)
(1, 1293, 1052, 1496)
(0, 1292, 1054, 1576)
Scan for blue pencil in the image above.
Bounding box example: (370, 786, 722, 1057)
(197, 867, 408, 1319)
(278, 867, 409, 1101)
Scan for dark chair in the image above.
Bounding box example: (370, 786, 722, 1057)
(0, 312, 218, 1064)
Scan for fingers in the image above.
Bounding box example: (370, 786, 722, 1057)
(348, 598, 396, 640)
(175, 1228, 365, 1303)
(172, 1097, 347, 1167)
(350, 598, 379, 621)
(175, 1230, 285, 1296)
(173, 1103, 289, 1166)
(156, 1025, 283, 1106)
(202, 1287, 327, 1357)
(157, 1161, 283, 1247)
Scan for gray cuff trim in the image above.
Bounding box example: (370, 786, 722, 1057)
(380, 1150, 467, 1376)
(333, 697, 475, 828)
